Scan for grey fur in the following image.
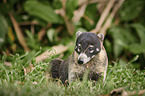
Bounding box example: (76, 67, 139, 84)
(50, 32, 108, 85)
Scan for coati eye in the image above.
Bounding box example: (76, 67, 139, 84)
(78, 46, 81, 52)
(89, 47, 94, 53)
(77, 44, 81, 52)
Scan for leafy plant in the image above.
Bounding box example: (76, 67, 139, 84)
(0, 52, 145, 95)
(47, 28, 58, 43)
(109, 23, 145, 58)
(0, 0, 145, 95)
(119, 0, 144, 21)
(66, 0, 78, 18)
(0, 14, 8, 48)
(24, 0, 63, 24)
(129, 23, 145, 54)
(25, 30, 40, 50)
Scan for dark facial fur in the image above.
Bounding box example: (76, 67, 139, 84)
(75, 32, 102, 64)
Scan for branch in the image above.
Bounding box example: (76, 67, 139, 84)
(35, 44, 68, 63)
(9, 13, 30, 52)
(100, 0, 125, 36)
(90, 0, 115, 33)
(72, 2, 88, 22)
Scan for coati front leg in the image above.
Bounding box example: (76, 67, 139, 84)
(50, 57, 70, 85)
(59, 60, 69, 85)
(50, 59, 63, 79)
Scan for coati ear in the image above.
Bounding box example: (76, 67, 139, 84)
(97, 33, 104, 41)
(76, 31, 83, 37)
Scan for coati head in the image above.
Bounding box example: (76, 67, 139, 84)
(75, 31, 104, 64)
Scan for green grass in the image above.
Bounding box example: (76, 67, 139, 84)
(0, 51, 145, 96)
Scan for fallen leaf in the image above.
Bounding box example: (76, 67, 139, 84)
(9, 12, 30, 52)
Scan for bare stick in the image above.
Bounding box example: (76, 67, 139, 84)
(9, 13, 30, 52)
(100, 0, 124, 36)
(90, 0, 115, 33)
(35, 45, 68, 63)
(72, 2, 88, 22)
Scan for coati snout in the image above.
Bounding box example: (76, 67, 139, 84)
(75, 31, 103, 64)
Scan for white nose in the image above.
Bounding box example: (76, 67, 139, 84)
(78, 53, 91, 64)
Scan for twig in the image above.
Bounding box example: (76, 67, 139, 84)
(100, 0, 124, 36)
(90, 0, 115, 33)
(9, 13, 30, 52)
(31, 24, 35, 34)
(72, 0, 100, 23)
(72, 2, 88, 22)
(35, 44, 68, 63)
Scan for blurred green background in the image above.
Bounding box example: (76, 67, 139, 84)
(0, 0, 145, 70)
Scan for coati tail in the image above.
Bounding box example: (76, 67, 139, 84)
(50, 59, 63, 79)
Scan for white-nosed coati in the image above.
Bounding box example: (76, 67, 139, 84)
(50, 31, 108, 85)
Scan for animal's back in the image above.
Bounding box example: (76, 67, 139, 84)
(50, 59, 63, 79)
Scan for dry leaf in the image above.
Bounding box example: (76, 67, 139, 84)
(9, 13, 30, 52)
